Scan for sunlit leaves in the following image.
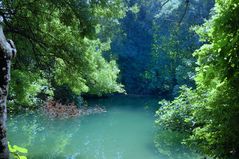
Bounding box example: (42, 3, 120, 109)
(155, 0, 239, 158)
(9, 70, 52, 108)
(3, 0, 126, 107)
(9, 142, 28, 159)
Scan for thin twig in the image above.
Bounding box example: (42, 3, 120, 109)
(161, 0, 170, 8)
(178, 0, 190, 26)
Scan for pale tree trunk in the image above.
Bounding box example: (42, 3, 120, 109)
(0, 22, 16, 159)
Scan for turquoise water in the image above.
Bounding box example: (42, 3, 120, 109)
(7, 96, 201, 159)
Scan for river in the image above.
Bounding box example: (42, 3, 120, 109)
(7, 96, 202, 159)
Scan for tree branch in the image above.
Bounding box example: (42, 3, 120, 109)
(178, 0, 190, 26)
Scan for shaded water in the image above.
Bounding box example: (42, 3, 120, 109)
(7, 96, 201, 159)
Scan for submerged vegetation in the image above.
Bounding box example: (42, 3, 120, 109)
(0, 0, 239, 158)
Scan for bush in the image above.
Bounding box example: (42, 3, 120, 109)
(155, 86, 197, 134)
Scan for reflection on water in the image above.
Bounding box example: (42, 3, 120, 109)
(7, 96, 201, 159)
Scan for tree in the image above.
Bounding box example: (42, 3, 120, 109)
(0, 21, 16, 158)
(0, 0, 128, 157)
(156, 0, 239, 158)
(111, 0, 213, 96)
(0, 0, 127, 108)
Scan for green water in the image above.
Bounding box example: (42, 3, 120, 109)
(7, 96, 202, 159)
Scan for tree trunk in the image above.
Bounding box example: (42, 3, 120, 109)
(0, 23, 16, 159)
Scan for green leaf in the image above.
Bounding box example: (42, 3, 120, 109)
(8, 143, 17, 153)
(13, 145, 28, 153)
(19, 156, 28, 159)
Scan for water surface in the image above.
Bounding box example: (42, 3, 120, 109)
(7, 96, 201, 159)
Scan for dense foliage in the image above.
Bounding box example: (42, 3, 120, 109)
(111, 0, 213, 97)
(1, 0, 128, 108)
(156, 0, 239, 158)
(2, 0, 239, 158)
